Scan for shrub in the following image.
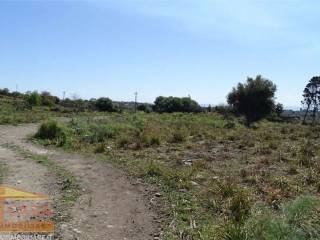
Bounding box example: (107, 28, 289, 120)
(215, 180, 238, 198)
(41, 91, 58, 107)
(299, 140, 316, 167)
(36, 120, 61, 140)
(145, 160, 164, 177)
(94, 144, 105, 153)
(215, 104, 234, 116)
(25, 91, 41, 107)
(150, 136, 161, 146)
(224, 121, 236, 129)
(90, 125, 117, 142)
(169, 129, 187, 143)
(117, 135, 131, 148)
(229, 190, 251, 223)
(137, 104, 152, 113)
(139, 129, 161, 147)
(35, 120, 67, 145)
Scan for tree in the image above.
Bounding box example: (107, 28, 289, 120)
(137, 104, 152, 113)
(25, 91, 41, 108)
(302, 76, 320, 124)
(41, 91, 59, 107)
(153, 96, 201, 113)
(227, 75, 277, 126)
(0, 88, 10, 96)
(95, 97, 114, 112)
(275, 103, 284, 117)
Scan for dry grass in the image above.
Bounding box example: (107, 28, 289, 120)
(36, 112, 320, 239)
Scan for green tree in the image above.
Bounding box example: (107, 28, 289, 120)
(95, 97, 114, 112)
(137, 104, 152, 113)
(25, 91, 41, 108)
(275, 103, 284, 117)
(302, 76, 320, 124)
(41, 91, 59, 107)
(0, 88, 10, 96)
(227, 75, 277, 126)
(154, 96, 201, 113)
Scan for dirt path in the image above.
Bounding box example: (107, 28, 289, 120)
(0, 124, 159, 240)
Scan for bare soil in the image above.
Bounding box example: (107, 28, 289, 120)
(0, 124, 159, 240)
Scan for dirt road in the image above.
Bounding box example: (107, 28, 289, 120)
(0, 124, 159, 240)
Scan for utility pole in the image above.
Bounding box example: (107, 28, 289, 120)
(134, 91, 138, 113)
(63, 91, 66, 100)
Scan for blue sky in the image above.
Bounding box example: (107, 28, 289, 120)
(0, 0, 319, 107)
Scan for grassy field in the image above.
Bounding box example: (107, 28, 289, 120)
(0, 95, 56, 124)
(0, 95, 89, 125)
(34, 112, 320, 239)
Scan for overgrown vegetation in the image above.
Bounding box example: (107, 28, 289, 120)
(35, 120, 68, 146)
(154, 96, 201, 113)
(0, 95, 55, 125)
(4, 75, 320, 239)
(227, 75, 278, 126)
(34, 112, 320, 239)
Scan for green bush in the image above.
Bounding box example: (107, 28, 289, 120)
(117, 135, 131, 148)
(229, 190, 251, 223)
(90, 125, 117, 142)
(95, 97, 115, 112)
(35, 120, 67, 145)
(169, 129, 188, 143)
(25, 91, 41, 107)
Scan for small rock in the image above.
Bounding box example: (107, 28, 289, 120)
(73, 228, 81, 234)
(155, 192, 162, 197)
(190, 181, 199, 186)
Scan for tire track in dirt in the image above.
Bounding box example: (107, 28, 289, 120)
(0, 124, 159, 240)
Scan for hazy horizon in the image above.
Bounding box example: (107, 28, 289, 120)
(1, 0, 319, 108)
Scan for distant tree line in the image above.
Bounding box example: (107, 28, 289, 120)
(11, 72, 320, 127)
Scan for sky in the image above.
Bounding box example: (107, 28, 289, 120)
(0, 0, 319, 108)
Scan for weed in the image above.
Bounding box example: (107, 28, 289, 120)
(117, 135, 131, 148)
(94, 143, 105, 153)
(229, 189, 251, 223)
(169, 129, 187, 143)
(35, 120, 67, 146)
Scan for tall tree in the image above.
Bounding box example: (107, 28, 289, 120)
(302, 77, 320, 124)
(227, 75, 277, 126)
